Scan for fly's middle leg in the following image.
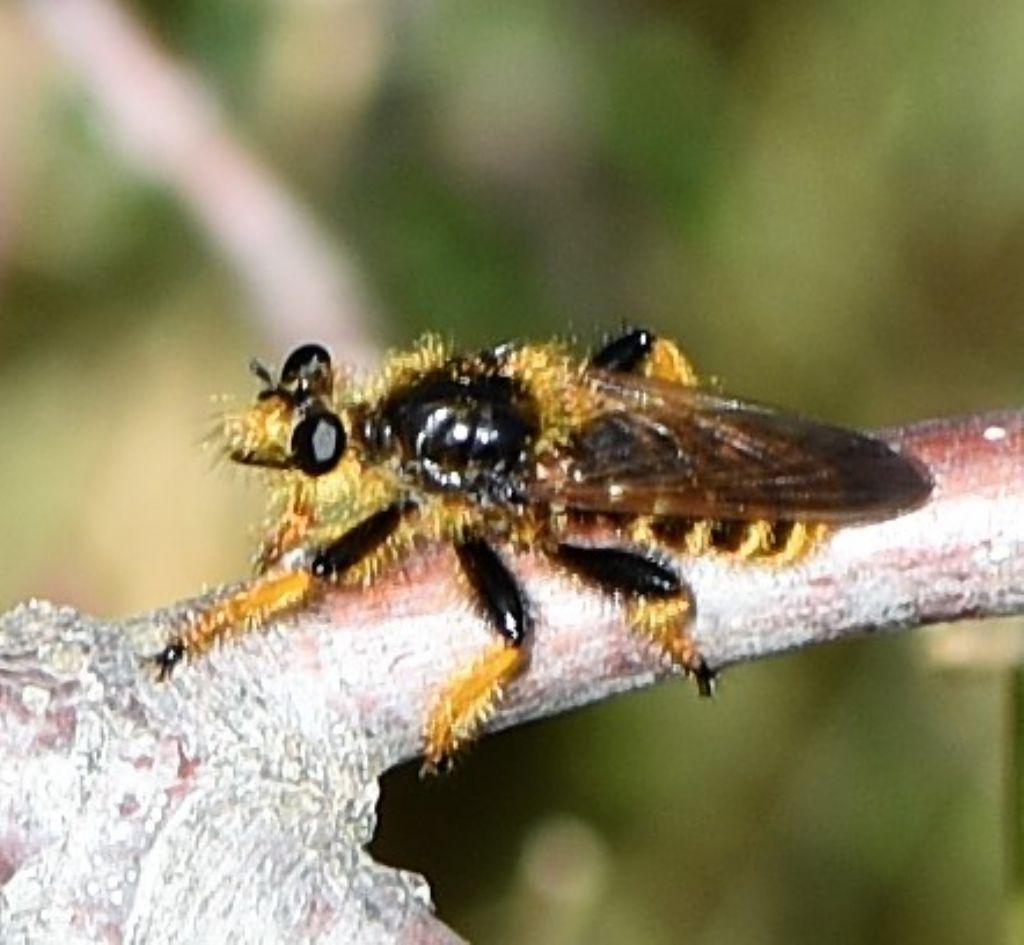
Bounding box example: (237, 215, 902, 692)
(422, 537, 532, 771)
(589, 328, 698, 386)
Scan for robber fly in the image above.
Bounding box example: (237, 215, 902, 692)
(151, 329, 932, 767)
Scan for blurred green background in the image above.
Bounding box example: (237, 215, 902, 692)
(2, 0, 1021, 941)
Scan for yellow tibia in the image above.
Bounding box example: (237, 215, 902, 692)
(644, 338, 699, 386)
(183, 569, 314, 658)
(629, 594, 701, 673)
(423, 642, 526, 771)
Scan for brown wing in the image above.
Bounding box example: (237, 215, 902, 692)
(529, 371, 932, 523)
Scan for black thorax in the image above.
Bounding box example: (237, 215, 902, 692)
(361, 368, 540, 503)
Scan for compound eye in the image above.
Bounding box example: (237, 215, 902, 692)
(291, 409, 347, 476)
(280, 343, 333, 398)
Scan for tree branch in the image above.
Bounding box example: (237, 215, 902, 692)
(0, 409, 1020, 942)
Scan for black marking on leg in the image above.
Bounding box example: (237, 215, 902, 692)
(311, 502, 409, 579)
(554, 543, 681, 597)
(589, 328, 657, 373)
(456, 538, 532, 647)
(152, 638, 185, 681)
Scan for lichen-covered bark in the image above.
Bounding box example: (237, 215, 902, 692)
(0, 409, 1021, 942)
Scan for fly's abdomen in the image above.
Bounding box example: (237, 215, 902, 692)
(647, 516, 826, 562)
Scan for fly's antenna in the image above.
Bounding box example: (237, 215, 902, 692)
(249, 358, 276, 391)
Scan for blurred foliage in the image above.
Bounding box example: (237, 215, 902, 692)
(0, 0, 1019, 941)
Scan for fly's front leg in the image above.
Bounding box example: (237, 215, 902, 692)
(423, 537, 532, 770)
(552, 543, 714, 696)
(590, 327, 698, 385)
(254, 483, 317, 575)
(151, 502, 410, 680)
(151, 569, 316, 680)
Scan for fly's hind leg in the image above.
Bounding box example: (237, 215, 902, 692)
(553, 543, 715, 696)
(589, 327, 698, 386)
(151, 503, 408, 680)
(423, 537, 532, 771)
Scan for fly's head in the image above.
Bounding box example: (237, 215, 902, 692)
(223, 343, 351, 480)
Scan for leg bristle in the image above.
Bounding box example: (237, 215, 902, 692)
(422, 643, 526, 771)
(154, 570, 315, 675)
(645, 338, 699, 386)
(628, 594, 708, 693)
